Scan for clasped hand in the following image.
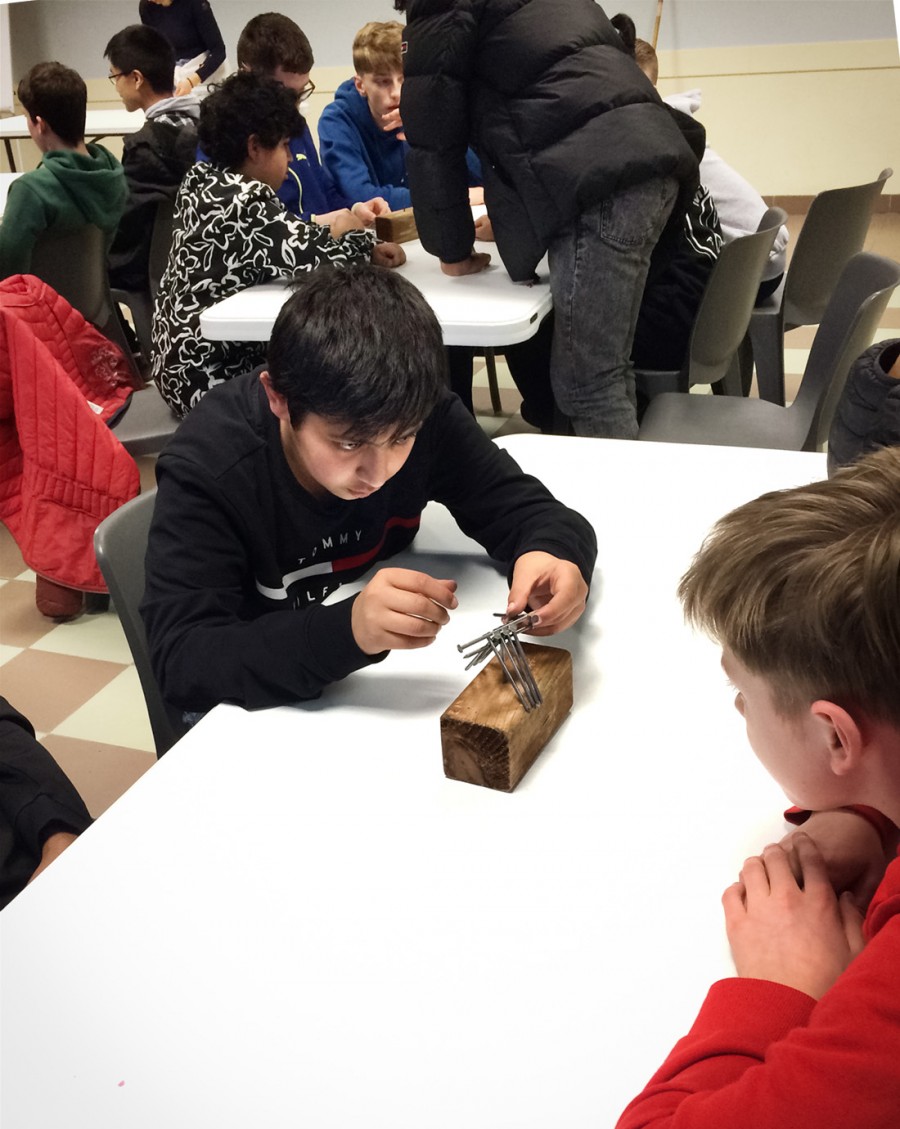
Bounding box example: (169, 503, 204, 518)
(723, 834, 865, 1000)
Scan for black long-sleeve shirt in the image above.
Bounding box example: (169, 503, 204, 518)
(139, 0, 226, 83)
(141, 375, 598, 713)
(0, 698, 92, 909)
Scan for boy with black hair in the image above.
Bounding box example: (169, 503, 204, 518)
(618, 447, 900, 1127)
(236, 12, 387, 226)
(105, 24, 200, 291)
(0, 62, 125, 279)
(141, 264, 596, 715)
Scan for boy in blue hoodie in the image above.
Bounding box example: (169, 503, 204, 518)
(0, 62, 126, 279)
(318, 21, 481, 212)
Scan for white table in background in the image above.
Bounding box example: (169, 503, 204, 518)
(199, 234, 551, 348)
(0, 108, 144, 170)
(0, 438, 827, 1129)
(0, 170, 22, 216)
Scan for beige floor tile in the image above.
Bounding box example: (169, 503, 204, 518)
(0, 649, 127, 732)
(41, 733, 156, 818)
(0, 643, 23, 667)
(53, 665, 155, 754)
(0, 579, 58, 647)
(32, 609, 134, 665)
(0, 522, 26, 580)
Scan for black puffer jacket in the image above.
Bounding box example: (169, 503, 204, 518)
(827, 339, 900, 475)
(401, 0, 698, 280)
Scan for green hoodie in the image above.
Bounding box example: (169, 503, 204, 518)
(0, 143, 126, 278)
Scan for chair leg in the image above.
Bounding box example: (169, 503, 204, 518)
(484, 348, 503, 415)
(748, 312, 786, 405)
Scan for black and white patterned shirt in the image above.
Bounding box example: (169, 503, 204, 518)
(151, 162, 374, 417)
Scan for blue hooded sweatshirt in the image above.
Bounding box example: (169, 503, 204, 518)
(318, 78, 481, 212)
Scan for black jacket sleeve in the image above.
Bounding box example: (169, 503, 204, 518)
(189, 0, 226, 82)
(0, 697, 92, 909)
(428, 395, 598, 585)
(401, 0, 479, 264)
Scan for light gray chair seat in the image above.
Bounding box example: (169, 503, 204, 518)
(110, 382, 180, 458)
(639, 252, 900, 451)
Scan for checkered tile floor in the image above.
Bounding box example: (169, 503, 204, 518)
(1, 214, 898, 818)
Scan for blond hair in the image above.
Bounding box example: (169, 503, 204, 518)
(635, 39, 659, 85)
(678, 446, 900, 725)
(352, 21, 403, 77)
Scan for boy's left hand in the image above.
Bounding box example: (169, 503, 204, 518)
(723, 835, 866, 999)
(371, 242, 406, 268)
(506, 551, 588, 635)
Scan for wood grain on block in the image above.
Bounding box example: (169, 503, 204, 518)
(441, 644, 573, 792)
(374, 207, 418, 243)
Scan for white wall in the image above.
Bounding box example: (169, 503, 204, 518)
(8, 0, 898, 77)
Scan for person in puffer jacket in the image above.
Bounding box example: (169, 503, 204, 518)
(827, 339, 900, 476)
(395, 0, 698, 439)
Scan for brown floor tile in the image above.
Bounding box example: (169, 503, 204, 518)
(0, 579, 57, 647)
(41, 733, 156, 818)
(0, 649, 126, 732)
(0, 521, 26, 580)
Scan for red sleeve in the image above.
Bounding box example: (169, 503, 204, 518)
(616, 866, 900, 1128)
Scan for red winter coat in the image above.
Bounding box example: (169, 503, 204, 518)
(0, 275, 140, 592)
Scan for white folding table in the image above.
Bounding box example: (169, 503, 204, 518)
(199, 234, 552, 348)
(0, 438, 828, 1128)
(0, 108, 145, 170)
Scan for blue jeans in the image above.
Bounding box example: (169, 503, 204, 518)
(548, 176, 679, 438)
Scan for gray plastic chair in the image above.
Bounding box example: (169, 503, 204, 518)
(636, 207, 787, 404)
(94, 491, 187, 757)
(110, 196, 176, 359)
(751, 168, 892, 405)
(29, 223, 142, 381)
(638, 252, 900, 451)
(110, 382, 181, 458)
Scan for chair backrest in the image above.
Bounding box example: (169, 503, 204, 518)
(686, 206, 787, 387)
(790, 252, 900, 450)
(783, 168, 892, 328)
(148, 196, 176, 299)
(30, 224, 110, 326)
(94, 492, 187, 757)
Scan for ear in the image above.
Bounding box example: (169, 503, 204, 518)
(133, 69, 145, 91)
(810, 700, 865, 777)
(353, 75, 367, 97)
(246, 133, 263, 162)
(259, 370, 290, 423)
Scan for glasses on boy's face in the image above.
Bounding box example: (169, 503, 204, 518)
(108, 71, 130, 85)
(297, 80, 316, 103)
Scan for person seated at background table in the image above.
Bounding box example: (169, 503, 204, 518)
(317, 20, 484, 212)
(0, 696, 92, 910)
(624, 18, 789, 303)
(0, 61, 126, 280)
(395, 0, 697, 441)
(139, 0, 227, 96)
(150, 70, 404, 419)
(141, 263, 597, 717)
(105, 24, 200, 292)
(235, 13, 388, 228)
(617, 447, 900, 1128)
(610, 13, 722, 378)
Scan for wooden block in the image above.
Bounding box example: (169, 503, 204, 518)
(440, 644, 573, 792)
(375, 207, 419, 243)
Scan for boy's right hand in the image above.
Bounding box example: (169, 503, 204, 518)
(780, 808, 892, 911)
(441, 252, 491, 276)
(351, 568, 458, 655)
(322, 209, 367, 238)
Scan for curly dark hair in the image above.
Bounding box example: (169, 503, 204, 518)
(198, 70, 303, 168)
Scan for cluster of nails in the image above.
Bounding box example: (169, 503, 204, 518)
(457, 612, 543, 712)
